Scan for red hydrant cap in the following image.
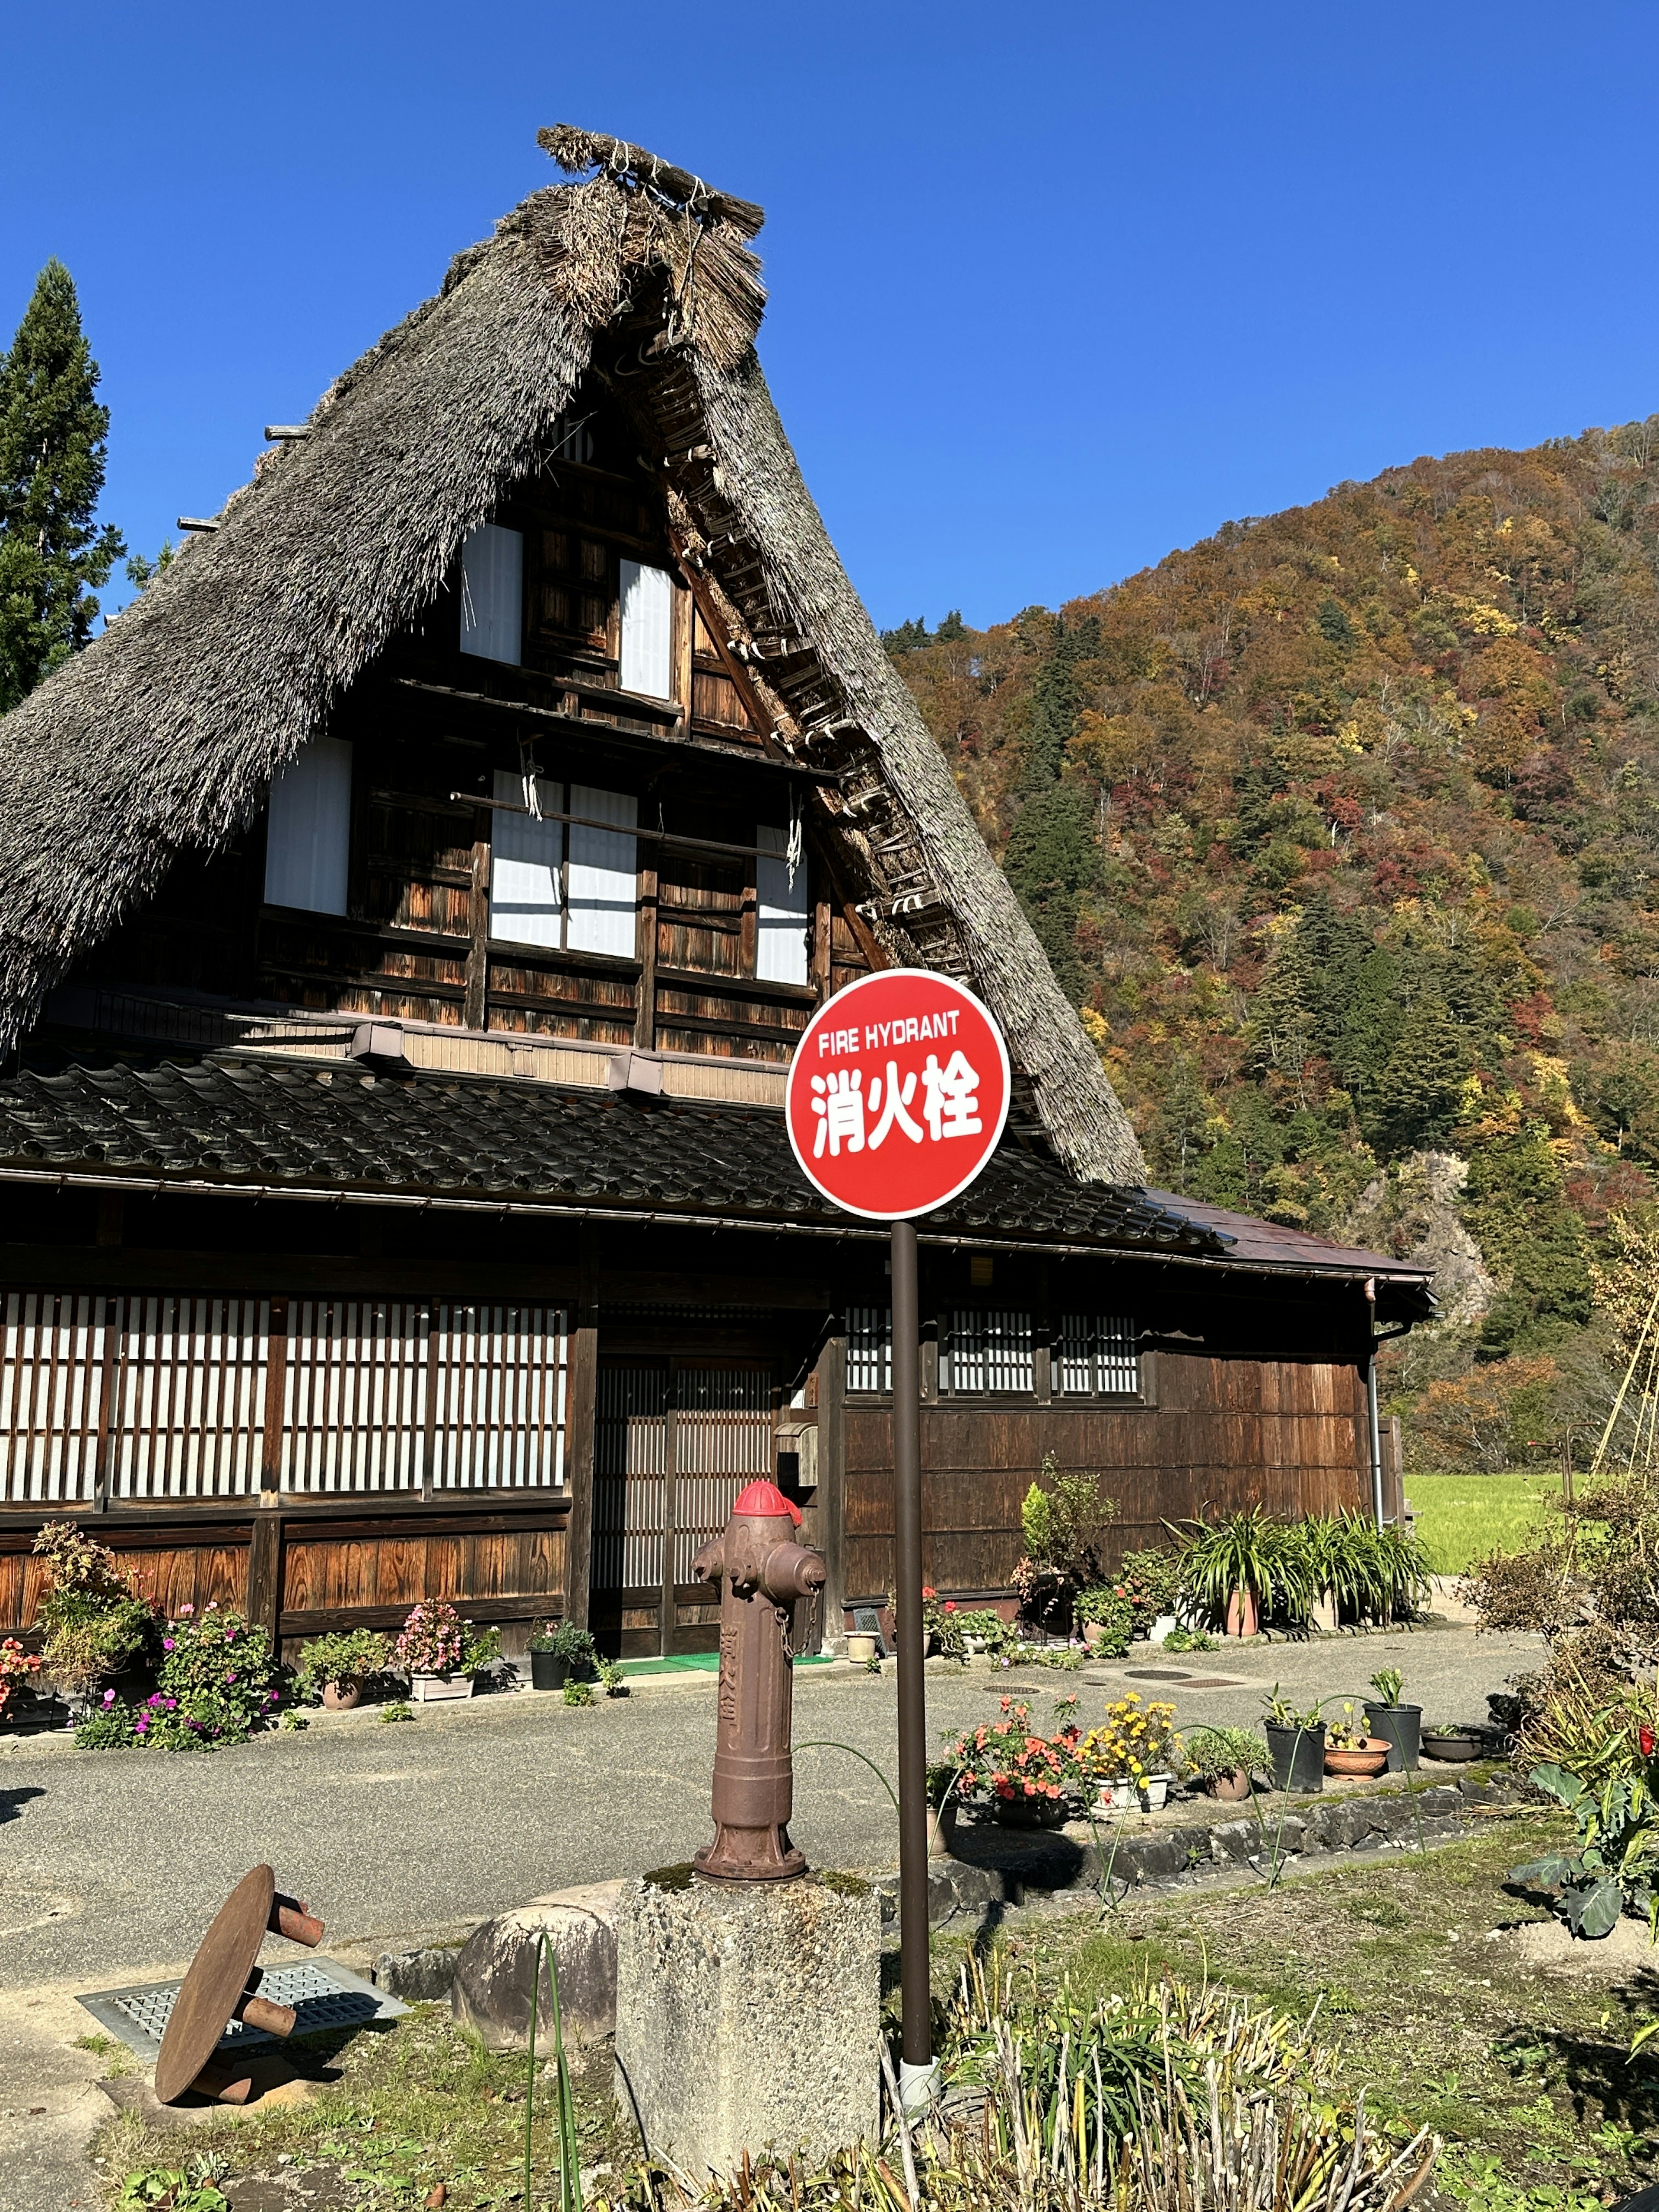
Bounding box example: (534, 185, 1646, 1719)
(732, 1479, 802, 1526)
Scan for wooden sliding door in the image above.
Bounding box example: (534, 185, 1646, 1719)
(591, 1360, 773, 1656)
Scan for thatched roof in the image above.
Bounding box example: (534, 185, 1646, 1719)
(0, 127, 1145, 1183)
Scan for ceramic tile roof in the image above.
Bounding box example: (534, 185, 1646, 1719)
(0, 1052, 1435, 1292)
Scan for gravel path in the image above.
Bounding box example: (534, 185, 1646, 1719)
(0, 1622, 1541, 1992)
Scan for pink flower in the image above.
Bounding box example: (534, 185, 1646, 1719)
(102, 1690, 115, 1707)
(162, 1639, 175, 1651)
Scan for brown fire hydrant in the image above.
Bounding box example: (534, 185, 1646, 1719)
(690, 1479, 827, 1881)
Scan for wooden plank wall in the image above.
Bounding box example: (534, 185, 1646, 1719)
(842, 1351, 1369, 1601)
(0, 1505, 568, 1659)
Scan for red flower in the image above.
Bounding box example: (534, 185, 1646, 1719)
(1641, 1725, 1656, 1759)
(944, 1600, 957, 1613)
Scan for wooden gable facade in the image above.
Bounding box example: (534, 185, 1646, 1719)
(0, 132, 1434, 1660)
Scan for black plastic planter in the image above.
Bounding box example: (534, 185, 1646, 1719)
(1266, 1719, 1326, 1793)
(1369, 1703, 1422, 1774)
(1421, 1728, 1481, 1763)
(529, 1651, 571, 1691)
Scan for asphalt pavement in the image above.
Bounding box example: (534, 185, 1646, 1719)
(0, 1621, 1542, 1992)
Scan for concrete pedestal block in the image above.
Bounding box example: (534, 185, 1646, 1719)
(451, 1880, 623, 2051)
(615, 1869, 880, 2180)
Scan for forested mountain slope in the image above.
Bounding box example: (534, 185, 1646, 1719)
(887, 419, 1659, 1466)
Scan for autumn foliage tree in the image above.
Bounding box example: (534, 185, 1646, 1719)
(886, 415, 1659, 1462)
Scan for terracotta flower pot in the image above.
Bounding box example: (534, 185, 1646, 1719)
(1082, 1621, 1108, 1652)
(1206, 1767, 1253, 1802)
(320, 1680, 362, 1712)
(1225, 1589, 1259, 1638)
(1325, 1738, 1390, 1778)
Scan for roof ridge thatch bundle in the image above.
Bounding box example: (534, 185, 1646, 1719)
(0, 128, 1146, 1185)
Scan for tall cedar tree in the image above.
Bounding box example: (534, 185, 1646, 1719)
(0, 261, 124, 711)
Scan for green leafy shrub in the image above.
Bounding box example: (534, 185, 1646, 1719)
(1176, 1506, 1307, 1627)
(1020, 1455, 1116, 1583)
(1162, 1623, 1215, 1653)
(295, 1627, 391, 1699)
(1182, 1724, 1269, 1780)
(531, 1621, 597, 1673)
(1115, 1544, 1182, 1628)
(947, 1606, 1015, 1653)
(31, 1518, 153, 1696)
(1511, 1758, 1659, 1938)
(1074, 1582, 1134, 1656)
(117, 2155, 229, 2210)
(136, 1604, 277, 1748)
(562, 1678, 594, 1707)
(460, 1621, 502, 1675)
(73, 1695, 136, 1749)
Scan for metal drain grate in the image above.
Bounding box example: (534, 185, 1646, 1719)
(78, 1957, 404, 2059)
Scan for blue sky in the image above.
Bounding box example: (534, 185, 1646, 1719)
(3, 3, 1656, 632)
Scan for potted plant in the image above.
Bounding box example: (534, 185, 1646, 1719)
(296, 1627, 391, 1711)
(528, 1620, 595, 1691)
(1366, 1667, 1421, 1773)
(940, 1697, 1082, 1827)
(1323, 1702, 1390, 1778)
(1015, 1460, 1119, 1637)
(1263, 1686, 1326, 1793)
(1075, 1583, 1134, 1658)
(0, 1637, 41, 1726)
(845, 1628, 880, 1666)
(1116, 1545, 1183, 1640)
(1174, 1507, 1305, 1639)
(396, 1601, 469, 1701)
(1421, 1721, 1482, 1762)
(30, 1520, 154, 1714)
(1081, 1692, 1179, 1810)
(927, 1758, 965, 1857)
(950, 1608, 1012, 1658)
(1182, 1725, 1268, 1801)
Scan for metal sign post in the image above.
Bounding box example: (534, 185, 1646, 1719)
(889, 1214, 929, 2105)
(784, 969, 1011, 2114)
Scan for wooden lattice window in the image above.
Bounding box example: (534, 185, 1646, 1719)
(0, 1291, 567, 1502)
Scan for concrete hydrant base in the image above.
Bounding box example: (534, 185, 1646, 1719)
(614, 1868, 881, 2180)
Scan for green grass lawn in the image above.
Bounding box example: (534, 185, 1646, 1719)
(1408, 1471, 1564, 1575)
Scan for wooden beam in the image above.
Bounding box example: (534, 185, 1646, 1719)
(562, 1227, 601, 1630)
(817, 1331, 846, 1638)
(465, 805, 490, 1030)
(392, 677, 838, 784)
(634, 860, 658, 1051)
(246, 1509, 281, 1640)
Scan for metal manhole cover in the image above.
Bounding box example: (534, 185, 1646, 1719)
(1123, 1668, 1199, 1681)
(78, 1958, 404, 2059)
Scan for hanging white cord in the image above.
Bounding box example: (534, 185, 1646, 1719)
(785, 801, 803, 891)
(519, 739, 543, 821)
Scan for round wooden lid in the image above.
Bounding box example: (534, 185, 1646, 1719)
(154, 1864, 275, 2103)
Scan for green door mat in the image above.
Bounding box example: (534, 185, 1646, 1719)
(616, 1652, 835, 1677)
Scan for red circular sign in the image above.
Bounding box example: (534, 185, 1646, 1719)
(785, 969, 1011, 1221)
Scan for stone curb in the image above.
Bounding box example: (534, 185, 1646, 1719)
(873, 1773, 1529, 1926)
(372, 1774, 1530, 2003)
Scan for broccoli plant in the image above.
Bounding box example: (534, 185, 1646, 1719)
(1511, 1763, 1659, 1939)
